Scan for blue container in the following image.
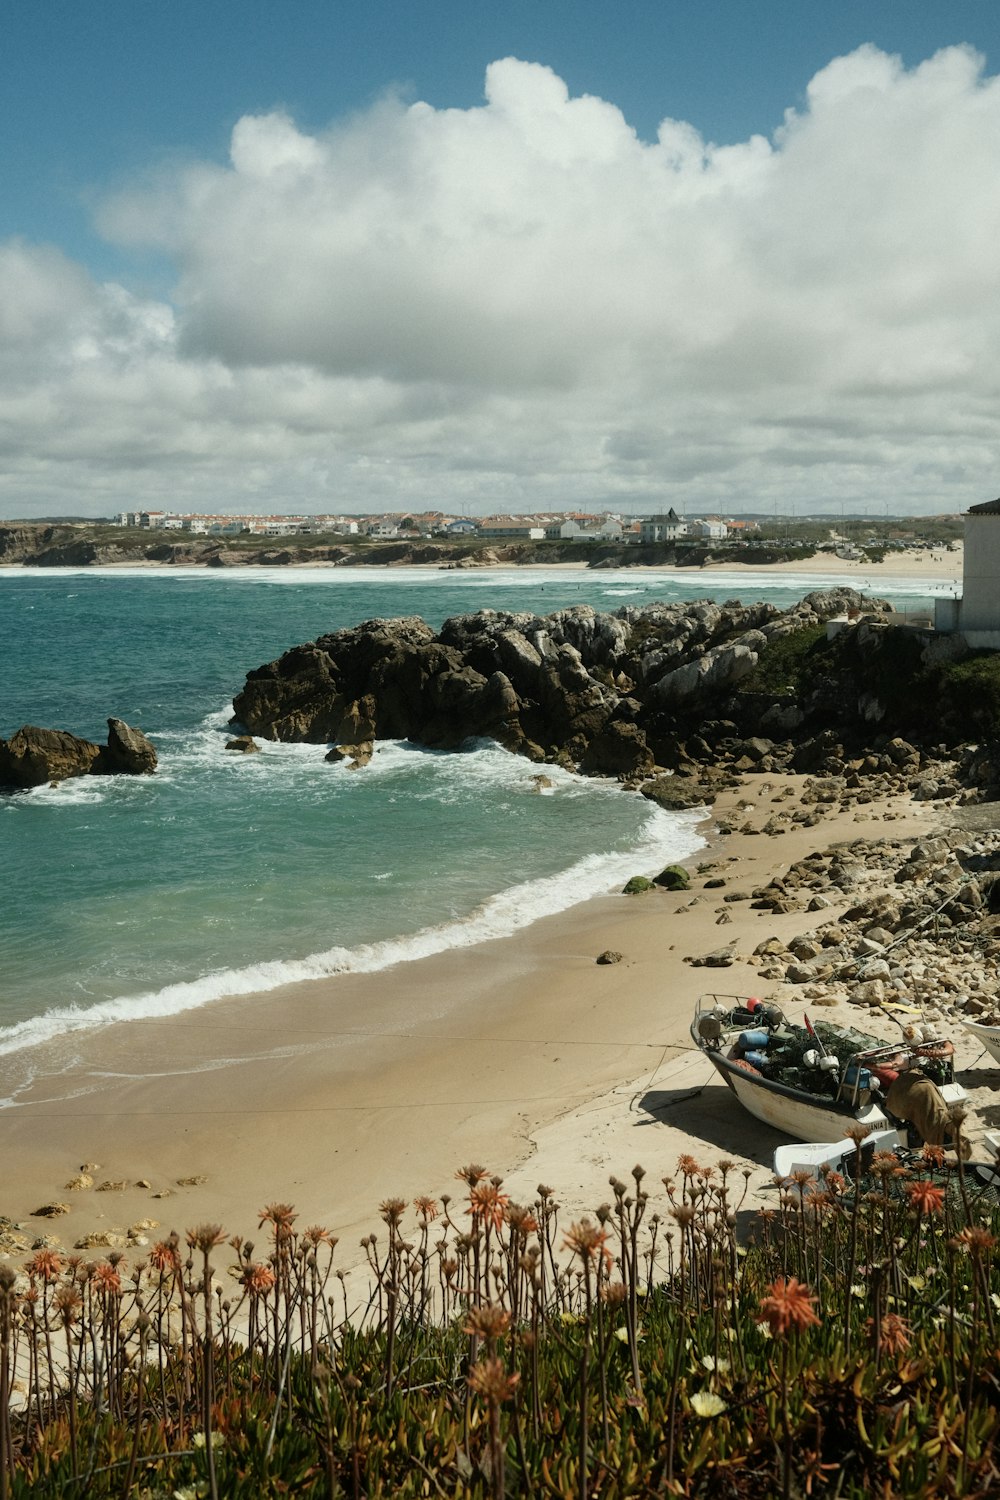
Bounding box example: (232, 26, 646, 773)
(742, 1050, 770, 1071)
(738, 1029, 771, 1052)
(843, 1065, 872, 1091)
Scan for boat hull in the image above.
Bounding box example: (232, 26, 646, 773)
(705, 1052, 889, 1142)
(961, 1018, 1000, 1066)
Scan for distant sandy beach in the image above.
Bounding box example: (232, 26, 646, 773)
(573, 544, 962, 584)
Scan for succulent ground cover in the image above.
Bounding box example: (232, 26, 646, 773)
(2, 1141, 999, 1498)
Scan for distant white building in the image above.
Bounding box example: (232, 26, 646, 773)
(688, 518, 729, 541)
(478, 517, 546, 540)
(935, 497, 1000, 647)
(639, 509, 687, 543)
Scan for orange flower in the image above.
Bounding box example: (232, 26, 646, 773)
(413, 1195, 439, 1222)
(759, 1277, 821, 1336)
(259, 1203, 298, 1239)
(25, 1249, 64, 1284)
(803, 1187, 833, 1214)
(302, 1226, 337, 1248)
(505, 1203, 539, 1237)
(867, 1312, 911, 1357)
(952, 1226, 997, 1255)
(562, 1218, 613, 1272)
(54, 1286, 81, 1326)
(871, 1151, 908, 1179)
(89, 1261, 122, 1296)
(905, 1180, 945, 1217)
(468, 1181, 510, 1232)
(186, 1224, 227, 1254)
(242, 1262, 276, 1296)
(149, 1240, 181, 1275)
(467, 1355, 520, 1404)
(455, 1164, 489, 1187)
(463, 1304, 511, 1342)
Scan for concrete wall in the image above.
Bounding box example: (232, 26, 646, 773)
(960, 514, 1000, 631)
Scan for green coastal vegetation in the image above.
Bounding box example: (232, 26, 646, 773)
(728, 623, 1000, 745)
(3, 1145, 1000, 1498)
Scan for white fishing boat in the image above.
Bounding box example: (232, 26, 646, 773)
(960, 1016, 1000, 1066)
(692, 994, 967, 1144)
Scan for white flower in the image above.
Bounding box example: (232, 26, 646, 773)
(690, 1391, 727, 1418)
(700, 1355, 731, 1374)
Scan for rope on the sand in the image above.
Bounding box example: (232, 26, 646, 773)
(628, 1045, 712, 1114)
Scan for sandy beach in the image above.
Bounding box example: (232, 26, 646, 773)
(2, 769, 983, 1267)
(1, 543, 986, 1268)
(583, 543, 963, 583)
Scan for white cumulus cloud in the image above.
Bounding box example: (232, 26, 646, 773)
(2, 46, 1000, 517)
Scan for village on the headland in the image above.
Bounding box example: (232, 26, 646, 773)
(109, 501, 957, 560)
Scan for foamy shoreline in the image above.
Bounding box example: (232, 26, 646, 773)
(0, 772, 963, 1265)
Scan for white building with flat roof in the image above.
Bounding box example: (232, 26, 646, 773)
(935, 497, 1000, 648)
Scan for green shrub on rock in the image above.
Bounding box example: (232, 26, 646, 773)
(622, 875, 655, 894)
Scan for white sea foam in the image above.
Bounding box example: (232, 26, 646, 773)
(0, 563, 948, 610)
(0, 795, 706, 1068)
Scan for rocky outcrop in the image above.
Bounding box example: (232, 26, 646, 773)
(0, 720, 157, 788)
(0, 726, 102, 787)
(232, 591, 925, 782)
(226, 589, 1000, 809)
(99, 718, 158, 775)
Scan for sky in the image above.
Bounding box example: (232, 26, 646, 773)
(2, 2, 1000, 520)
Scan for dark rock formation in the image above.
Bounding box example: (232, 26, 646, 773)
(99, 718, 158, 775)
(227, 590, 1000, 803)
(0, 726, 102, 787)
(0, 720, 157, 789)
(231, 590, 900, 777)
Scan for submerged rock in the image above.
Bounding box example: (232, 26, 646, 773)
(225, 735, 261, 754)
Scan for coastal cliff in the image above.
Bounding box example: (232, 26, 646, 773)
(231, 591, 1000, 799)
(0, 523, 802, 570)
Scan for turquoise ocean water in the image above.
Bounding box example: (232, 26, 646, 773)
(0, 564, 947, 1095)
